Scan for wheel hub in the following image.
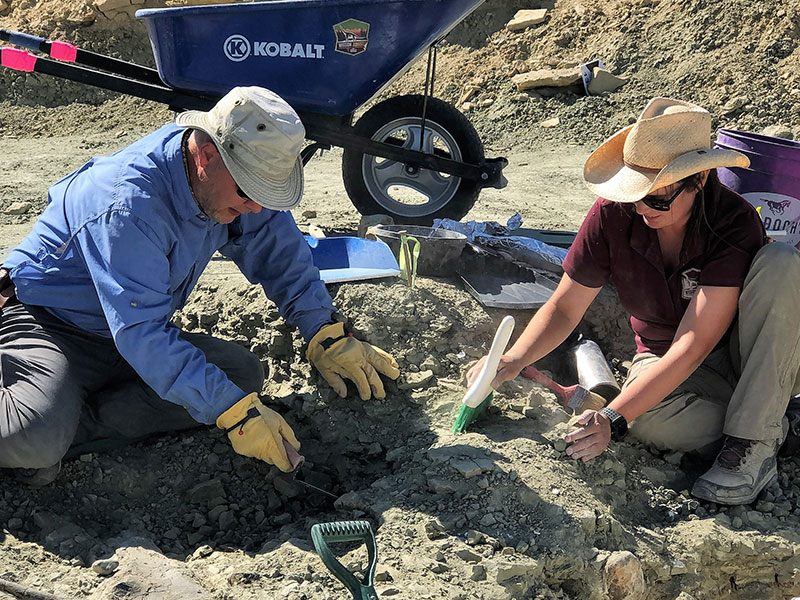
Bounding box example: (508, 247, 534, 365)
(361, 117, 463, 219)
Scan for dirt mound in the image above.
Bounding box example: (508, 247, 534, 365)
(3, 0, 799, 145)
(3, 1, 800, 599)
(1, 273, 799, 600)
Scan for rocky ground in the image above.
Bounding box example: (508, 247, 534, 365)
(2, 0, 800, 599)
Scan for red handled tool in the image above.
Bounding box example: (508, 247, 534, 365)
(521, 366, 606, 413)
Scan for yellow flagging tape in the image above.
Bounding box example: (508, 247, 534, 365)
(399, 234, 420, 288)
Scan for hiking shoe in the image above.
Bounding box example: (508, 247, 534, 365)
(10, 461, 61, 487)
(779, 410, 800, 458)
(691, 424, 786, 505)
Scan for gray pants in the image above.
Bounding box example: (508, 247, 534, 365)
(627, 242, 800, 452)
(0, 299, 264, 469)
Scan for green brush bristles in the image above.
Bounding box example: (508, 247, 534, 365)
(451, 393, 493, 434)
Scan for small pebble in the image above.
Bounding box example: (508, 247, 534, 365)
(91, 559, 119, 576)
(381, 587, 401, 596)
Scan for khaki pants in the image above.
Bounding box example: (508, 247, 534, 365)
(627, 243, 800, 453)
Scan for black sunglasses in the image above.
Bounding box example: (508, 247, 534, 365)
(640, 182, 687, 212)
(236, 186, 251, 201)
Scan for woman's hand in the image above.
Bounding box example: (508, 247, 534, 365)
(564, 410, 611, 462)
(465, 353, 527, 389)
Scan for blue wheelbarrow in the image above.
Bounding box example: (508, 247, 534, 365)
(0, 0, 507, 225)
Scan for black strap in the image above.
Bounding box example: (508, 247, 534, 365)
(320, 332, 351, 351)
(225, 406, 260, 435)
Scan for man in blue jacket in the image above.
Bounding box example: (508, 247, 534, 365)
(0, 86, 399, 486)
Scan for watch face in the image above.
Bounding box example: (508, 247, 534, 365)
(602, 408, 627, 440)
(611, 416, 627, 440)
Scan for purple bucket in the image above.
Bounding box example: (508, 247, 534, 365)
(715, 128, 800, 248)
(716, 142, 800, 178)
(717, 167, 800, 247)
(717, 129, 800, 161)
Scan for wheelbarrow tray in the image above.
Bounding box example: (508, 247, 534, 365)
(136, 0, 484, 115)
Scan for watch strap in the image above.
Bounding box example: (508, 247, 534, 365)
(599, 407, 628, 441)
(599, 407, 622, 421)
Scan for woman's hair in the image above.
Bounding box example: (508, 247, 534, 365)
(686, 170, 713, 239)
(688, 169, 751, 256)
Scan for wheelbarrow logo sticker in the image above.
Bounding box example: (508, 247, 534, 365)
(333, 19, 369, 55)
(223, 34, 325, 62)
(224, 34, 251, 62)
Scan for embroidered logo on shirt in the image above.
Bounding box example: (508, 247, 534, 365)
(681, 267, 701, 300)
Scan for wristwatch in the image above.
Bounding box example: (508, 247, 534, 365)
(599, 407, 628, 441)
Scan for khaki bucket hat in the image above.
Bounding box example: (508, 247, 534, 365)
(583, 97, 750, 203)
(176, 86, 305, 210)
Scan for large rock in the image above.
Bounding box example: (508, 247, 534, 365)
(505, 9, 547, 31)
(90, 535, 212, 599)
(360, 214, 394, 238)
(94, 0, 130, 15)
(587, 68, 627, 95)
(6, 201, 32, 215)
(761, 124, 794, 139)
(511, 68, 581, 91)
(483, 557, 542, 598)
(603, 551, 645, 600)
(721, 96, 748, 115)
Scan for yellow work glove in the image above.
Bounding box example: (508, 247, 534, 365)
(307, 322, 400, 400)
(216, 393, 300, 472)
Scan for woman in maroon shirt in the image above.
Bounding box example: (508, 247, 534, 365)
(468, 98, 800, 506)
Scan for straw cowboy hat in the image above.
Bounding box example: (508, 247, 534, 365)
(583, 97, 750, 203)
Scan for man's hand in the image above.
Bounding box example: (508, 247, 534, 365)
(0, 268, 14, 310)
(216, 393, 300, 472)
(307, 322, 399, 400)
(564, 410, 611, 462)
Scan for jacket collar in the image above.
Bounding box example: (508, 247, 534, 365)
(168, 129, 215, 223)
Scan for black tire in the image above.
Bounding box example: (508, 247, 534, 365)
(342, 94, 484, 225)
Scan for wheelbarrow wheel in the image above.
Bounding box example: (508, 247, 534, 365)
(342, 94, 484, 226)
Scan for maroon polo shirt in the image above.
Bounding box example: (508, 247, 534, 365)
(563, 177, 766, 355)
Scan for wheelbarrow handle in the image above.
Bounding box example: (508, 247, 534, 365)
(1, 29, 53, 53)
(0, 29, 79, 63)
(1, 47, 36, 72)
(311, 521, 380, 600)
(1, 28, 162, 85)
(1, 47, 214, 111)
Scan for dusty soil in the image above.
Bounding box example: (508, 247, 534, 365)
(2, 1, 800, 600)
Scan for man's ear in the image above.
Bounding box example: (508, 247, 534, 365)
(698, 169, 711, 187)
(195, 141, 221, 175)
